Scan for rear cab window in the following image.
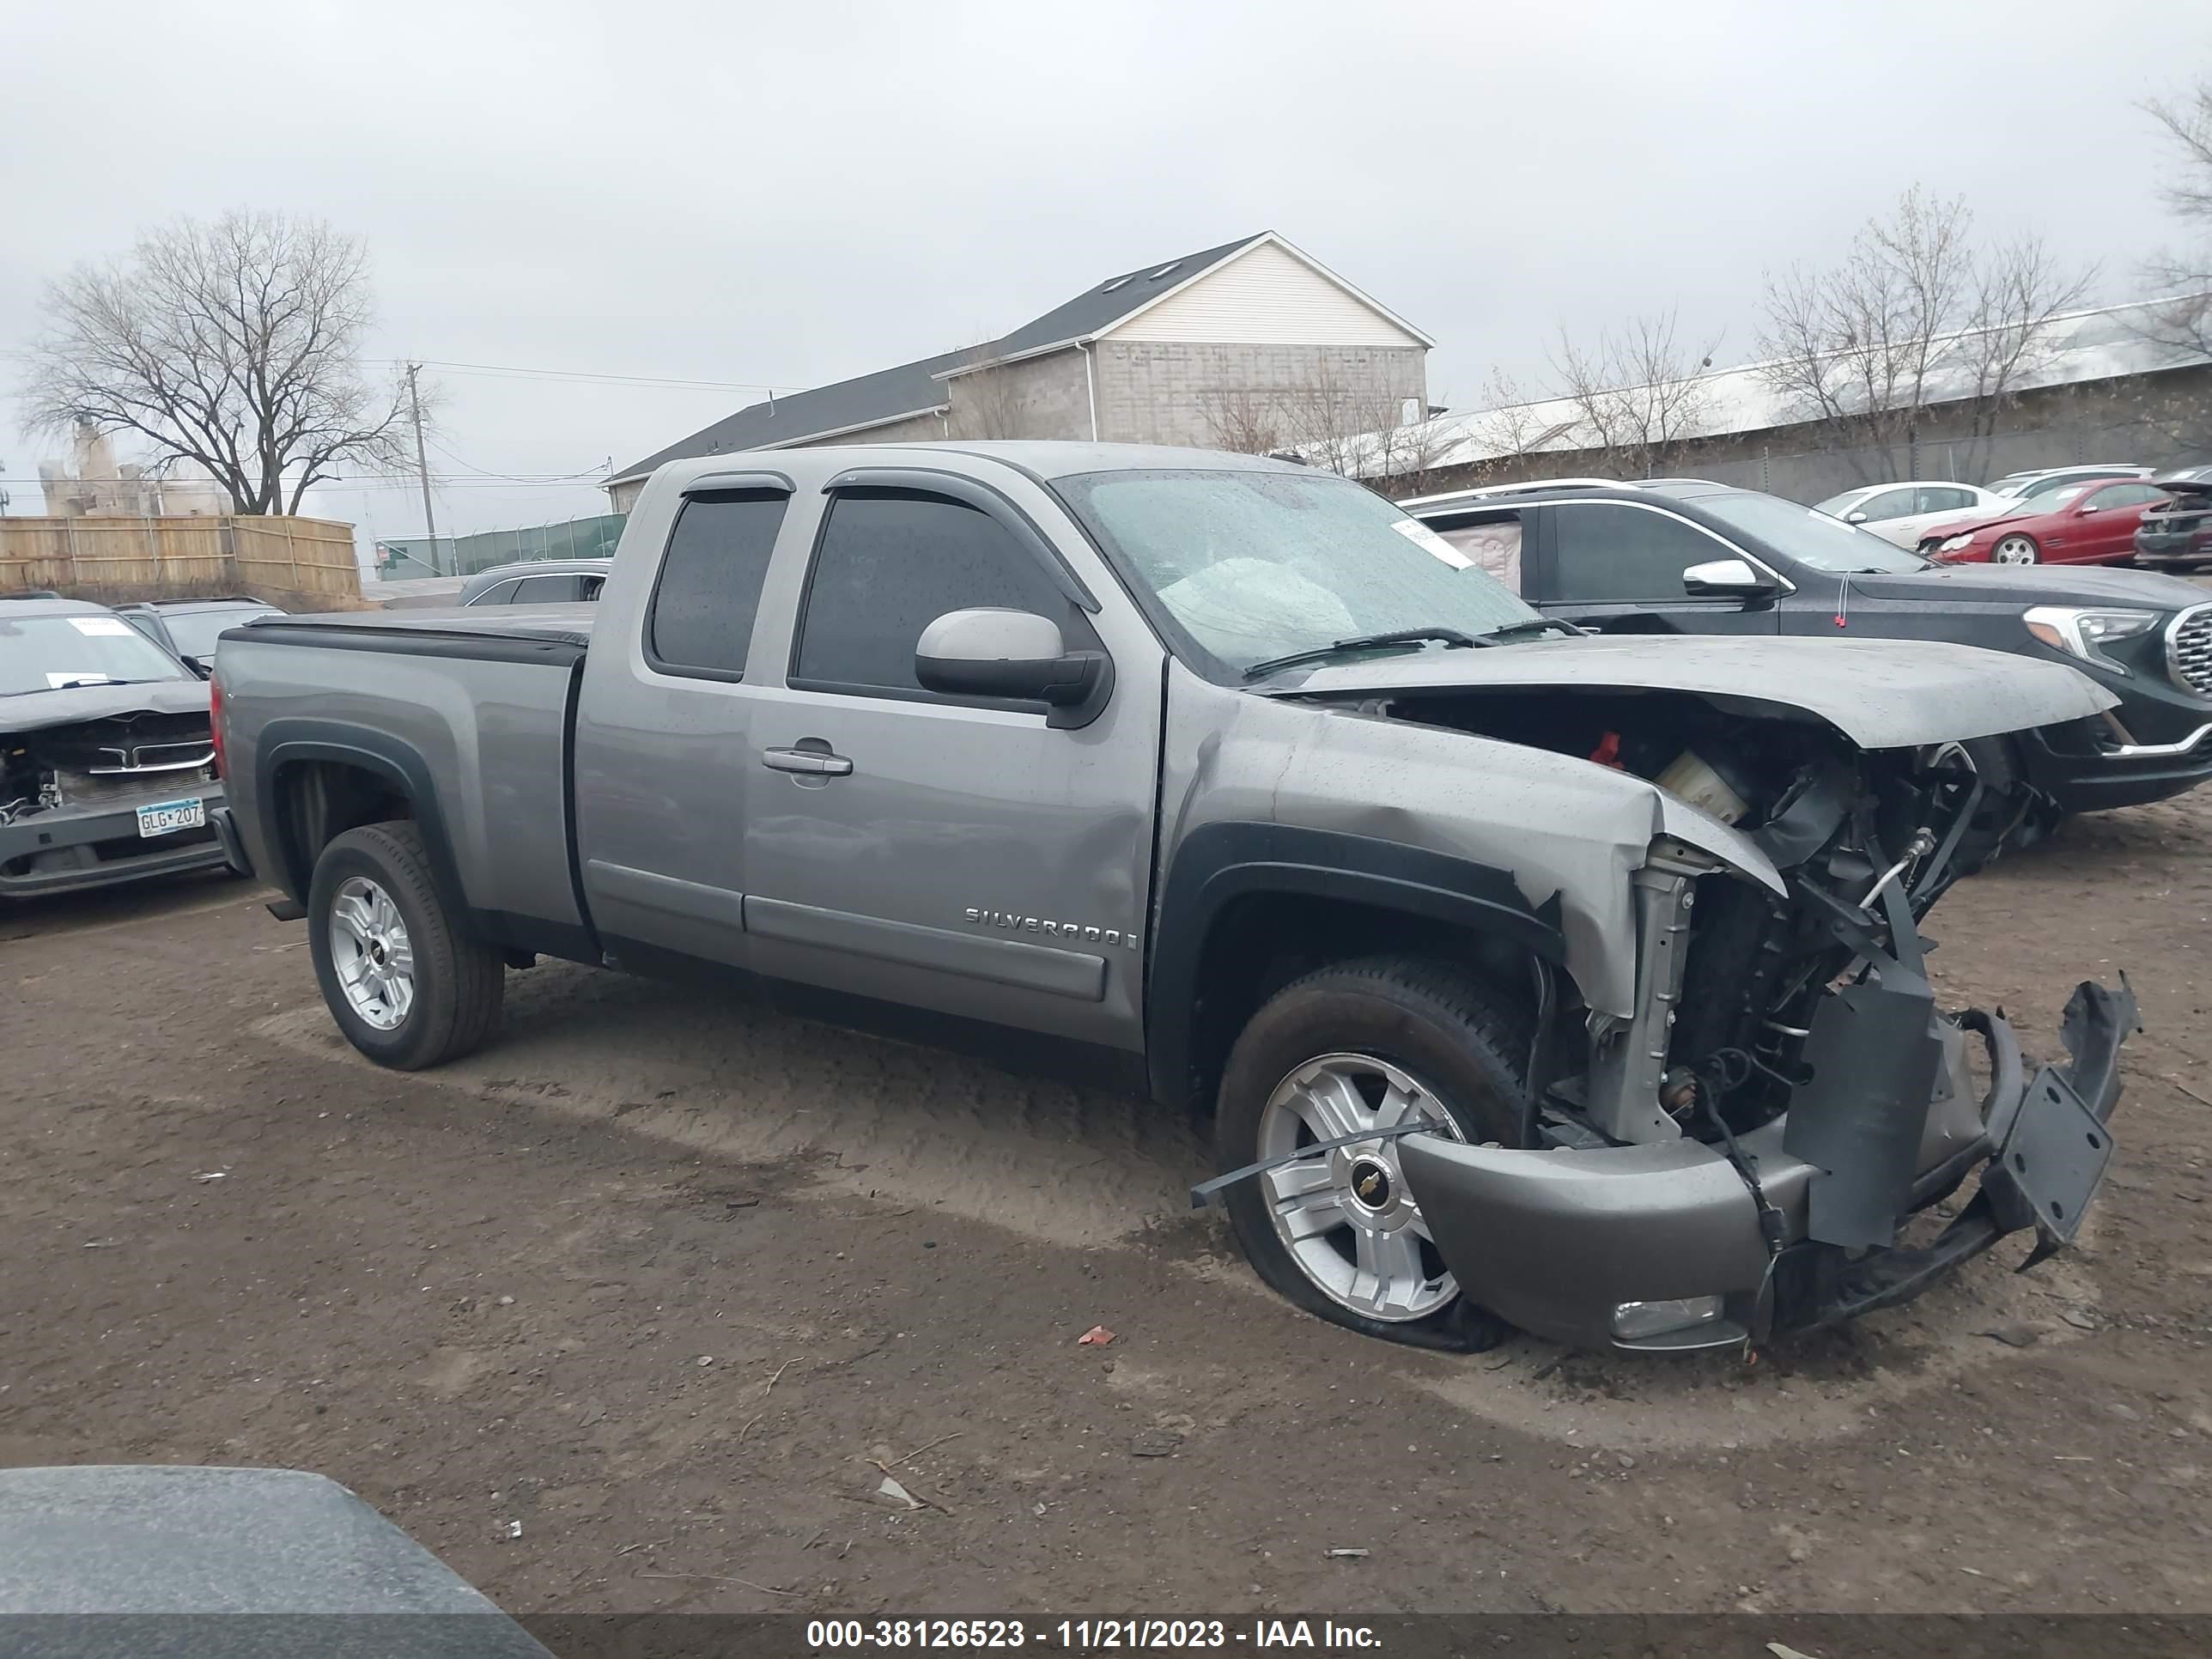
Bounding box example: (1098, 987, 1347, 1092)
(647, 491, 789, 680)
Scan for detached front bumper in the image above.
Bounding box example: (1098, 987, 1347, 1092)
(1399, 980, 2137, 1352)
(0, 785, 230, 900)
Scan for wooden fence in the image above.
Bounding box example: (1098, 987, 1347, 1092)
(0, 515, 365, 610)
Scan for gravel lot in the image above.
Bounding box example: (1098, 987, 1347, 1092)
(2, 795, 2209, 1617)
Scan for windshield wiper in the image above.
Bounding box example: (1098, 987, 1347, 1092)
(1481, 617, 1583, 641)
(1243, 627, 1487, 681)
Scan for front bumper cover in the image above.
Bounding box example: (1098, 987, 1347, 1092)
(1398, 979, 2138, 1352)
(0, 784, 230, 899)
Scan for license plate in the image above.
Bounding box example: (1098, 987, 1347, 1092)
(136, 798, 206, 838)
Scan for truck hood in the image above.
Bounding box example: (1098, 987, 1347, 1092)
(0, 677, 211, 737)
(1268, 635, 2115, 748)
(1841, 562, 2212, 611)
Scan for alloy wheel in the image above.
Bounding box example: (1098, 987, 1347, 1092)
(1255, 1053, 1466, 1322)
(329, 875, 416, 1030)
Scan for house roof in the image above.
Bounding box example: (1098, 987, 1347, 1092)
(610, 233, 1282, 482)
(1344, 294, 2212, 481)
(607, 346, 972, 483)
(954, 233, 1268, 368)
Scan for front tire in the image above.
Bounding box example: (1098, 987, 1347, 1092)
(1993, 533, 2040, 565)
(308, 821, 504, 1070)
(1215, 957, 1529, 1352)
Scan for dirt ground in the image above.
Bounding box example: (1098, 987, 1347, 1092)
(2, 794, 2209, 1620)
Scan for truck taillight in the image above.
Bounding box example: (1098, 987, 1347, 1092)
(209, 676, 227, 778)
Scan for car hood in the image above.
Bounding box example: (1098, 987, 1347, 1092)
(1841, 562, 2212, 610)
(1269, 634, 2115, 748)
(0, 678, 211, 736)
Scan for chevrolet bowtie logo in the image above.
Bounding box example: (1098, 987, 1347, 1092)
(1356, 1170, 1385, 1202)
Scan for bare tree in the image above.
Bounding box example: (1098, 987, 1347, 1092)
(19, 210, 411, 514)
(1198, 384, 1288, 455)
(1956, 234, 2096, 469)
(2134, 81, 2212, 425)
(1756, 187, 2093, 481)
(1264, 357, 1458, 487)
(1455, 368, 1559, 471)
(1548, 310, 1721, 477)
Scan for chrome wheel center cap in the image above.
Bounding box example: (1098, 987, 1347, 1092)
(1346, 1157, 1394, 1212)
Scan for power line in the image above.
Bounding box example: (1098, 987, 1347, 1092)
(425, 434, 610, 483)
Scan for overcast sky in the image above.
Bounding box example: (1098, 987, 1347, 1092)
(4, 0, 2209, 548)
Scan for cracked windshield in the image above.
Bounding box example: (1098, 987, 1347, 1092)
(1058, 467, 1537, 670)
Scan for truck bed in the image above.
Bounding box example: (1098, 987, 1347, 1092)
(218, 607, 596, 955)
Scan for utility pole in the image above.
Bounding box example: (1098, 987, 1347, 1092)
(406, 363, 440, 574)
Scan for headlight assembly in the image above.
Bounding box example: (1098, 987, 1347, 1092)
(2023, 605, 2160, 672)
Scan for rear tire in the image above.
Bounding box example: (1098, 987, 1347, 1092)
(1215, 957, 1529, 1352)
(308, 821, 504, 1070)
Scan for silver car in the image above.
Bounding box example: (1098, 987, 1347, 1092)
(457, 559, 611, 607)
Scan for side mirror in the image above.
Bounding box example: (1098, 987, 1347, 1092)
(1681, 558, 1778, 598)
(1844, 510, 1870, 525)
(915, 609, 1111, 729)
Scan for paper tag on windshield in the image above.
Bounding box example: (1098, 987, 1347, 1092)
(48, 672, 112, 688)
(69, 616, 133, 636)
(1390, 518, 1474, 569)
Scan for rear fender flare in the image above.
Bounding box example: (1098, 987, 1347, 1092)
(256, 720, 467, 922)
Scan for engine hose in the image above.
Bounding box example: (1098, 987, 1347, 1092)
(1694, 1073, 1788, 1258)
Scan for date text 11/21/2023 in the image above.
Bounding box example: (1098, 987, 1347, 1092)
(804, 1619, 1384, 1650)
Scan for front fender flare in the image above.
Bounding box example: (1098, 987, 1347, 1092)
(1145, 822, 1567, 1109)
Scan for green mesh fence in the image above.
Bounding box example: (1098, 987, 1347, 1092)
(373, 514, 625, 580)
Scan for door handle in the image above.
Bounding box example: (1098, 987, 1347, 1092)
(762, 744, 854, 777)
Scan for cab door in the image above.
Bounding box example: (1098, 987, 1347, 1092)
(736, 474, 1164, 1051)
(569, 477, 795, 969)
(1532, 500, 1783, 635)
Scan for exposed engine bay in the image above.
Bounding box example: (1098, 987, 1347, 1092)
(1323, 684, 2072, 1251)
(1395, 689, 2008, 1132)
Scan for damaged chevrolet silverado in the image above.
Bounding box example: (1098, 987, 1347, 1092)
(214, 443, 2138, 1354)
(2, 594, 229, 899)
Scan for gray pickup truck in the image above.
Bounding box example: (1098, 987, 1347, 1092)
(215, 442, 2138, 1355)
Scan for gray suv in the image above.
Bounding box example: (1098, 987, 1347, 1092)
(212, 443, 2136, 1354)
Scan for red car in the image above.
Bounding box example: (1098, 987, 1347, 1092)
(1926, 477, 2175, 565)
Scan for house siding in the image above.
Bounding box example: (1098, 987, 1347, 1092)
(945, 349, 1093, 440)
(1106, 240, 1423, 347)
(1093, 341, 1426, 448)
